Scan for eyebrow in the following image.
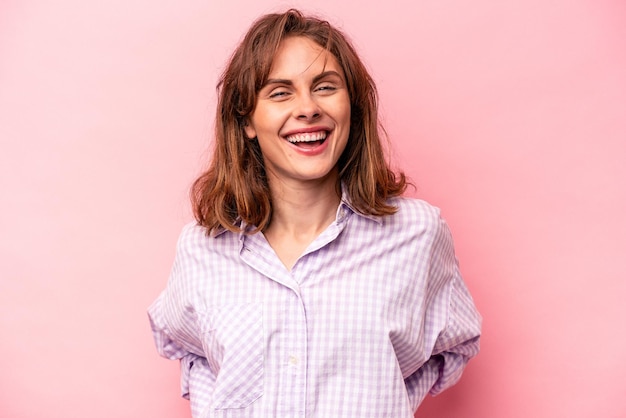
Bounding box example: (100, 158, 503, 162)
(263, 71, 344, 88)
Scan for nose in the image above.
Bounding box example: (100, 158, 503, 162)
(294, 92, 321, 121)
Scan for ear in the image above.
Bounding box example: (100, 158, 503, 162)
(244, 121, 257, 139)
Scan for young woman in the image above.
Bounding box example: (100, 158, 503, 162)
(149, 9, 481, 417)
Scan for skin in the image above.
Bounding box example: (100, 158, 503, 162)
(244, 36, 352, 270)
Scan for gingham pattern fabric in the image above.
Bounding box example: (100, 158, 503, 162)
(148, 195, 481, 418)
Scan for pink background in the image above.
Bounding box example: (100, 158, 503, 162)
(1, 0, 625, 417)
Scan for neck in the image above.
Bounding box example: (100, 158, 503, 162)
(265, 175, 341, 238)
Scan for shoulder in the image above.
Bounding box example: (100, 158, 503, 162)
(385, 196, 443, 230)
(346, 197, 447, 246)
(175, 221, 240, 257)
(373, 197, 457, 250)
(176, 222, 208, 249)
(169, 222, 242, 293)
(383, 198, 459, 264)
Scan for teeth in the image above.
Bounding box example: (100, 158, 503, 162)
(286, 131, 327, 143)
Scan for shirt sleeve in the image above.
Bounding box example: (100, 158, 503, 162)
(405, 216, 482, 410)
(147, 224, 217, 415)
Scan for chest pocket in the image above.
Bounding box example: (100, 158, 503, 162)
(199, 303, 264, 410)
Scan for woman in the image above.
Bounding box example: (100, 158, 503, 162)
(149, 9, 481, 417)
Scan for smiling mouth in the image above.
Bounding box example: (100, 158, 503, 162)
(285, 131, 328, 148)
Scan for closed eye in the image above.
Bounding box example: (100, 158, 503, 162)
(269, 90, 289, 98)
(314, 84, 337, 94)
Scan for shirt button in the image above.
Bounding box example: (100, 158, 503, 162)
(289, 356, 298, 365)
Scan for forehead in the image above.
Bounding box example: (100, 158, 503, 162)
(268, 36, 343, 79)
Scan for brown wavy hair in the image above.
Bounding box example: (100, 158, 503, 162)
(191, 9, 407, 234)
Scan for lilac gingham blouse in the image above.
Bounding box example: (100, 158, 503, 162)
(148, 193, 481, 418)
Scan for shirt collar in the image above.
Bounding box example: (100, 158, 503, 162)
(212, 182, 383, 239)
(339, 182, 383, 225)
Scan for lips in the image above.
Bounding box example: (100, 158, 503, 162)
(279, 127, 331, 155)
(283, 128, 330, 150)
(285, 130, 328, 144)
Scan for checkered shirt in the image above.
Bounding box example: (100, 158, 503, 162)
(148, 195, 481, 417)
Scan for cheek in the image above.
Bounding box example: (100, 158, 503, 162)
(245, 113, 274, 140)
(248, 107, 284, 137)
(339, 97, 351, 125)
(341, 105, 352, 135)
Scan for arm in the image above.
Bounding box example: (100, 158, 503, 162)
(147, 224, 218, 417)
(149, 294, 217, 416)
(405, 217, 482, 410)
